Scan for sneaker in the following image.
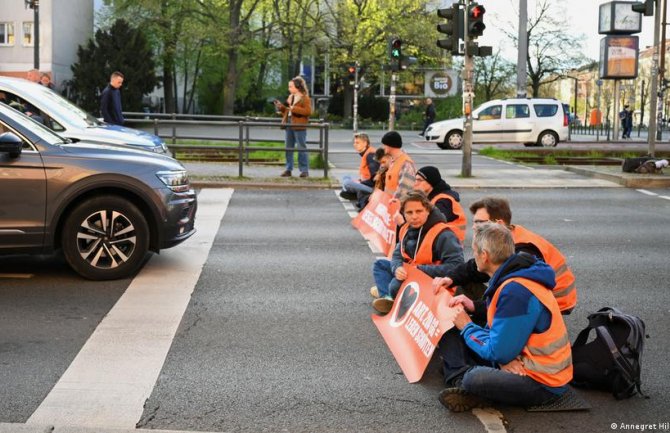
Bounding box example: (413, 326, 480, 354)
(280, 170, 292, 177)
(370, 286, 380, 298)
(438, 387, 489, 413)
(299, 172, 309, 178)
(372, 296, 394, 314)
(340, 190, 358, 200)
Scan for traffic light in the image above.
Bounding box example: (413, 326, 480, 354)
(632, 0, 654, 16)
(389, 38, 402, 71)
(468, 3, 486, 38)
(347, 64, 356, 85)
(437, 4, 462, 56)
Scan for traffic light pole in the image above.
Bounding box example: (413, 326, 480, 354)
(389, 73, 397, 131)
(353, 61, 359, 133)
(462, 0, 473, 178)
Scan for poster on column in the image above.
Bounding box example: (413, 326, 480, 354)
(351, 189, 398, 256)
(371, 266, 461, 383)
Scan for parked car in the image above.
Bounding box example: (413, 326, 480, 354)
(424, 98, 570, 149)
(0, 76, 168, 154)
(0, 102, 196, 280)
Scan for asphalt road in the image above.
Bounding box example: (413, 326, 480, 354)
(1, 187, 669, 432)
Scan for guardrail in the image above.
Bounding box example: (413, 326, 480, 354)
(123, 114, 330, 178)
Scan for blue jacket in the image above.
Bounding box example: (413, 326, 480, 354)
(460, 253, 556, 365)
(100, 85, 124, 125)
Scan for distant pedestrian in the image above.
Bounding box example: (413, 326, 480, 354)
(619, 105, 633, 139)
(274, 76, 312, 178)
(100, 71, 125, 126)
(39, 73, 55, 90)
(26, 69, 40, 83)
(420, 98, 436, 136)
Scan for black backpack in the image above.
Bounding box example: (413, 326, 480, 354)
(571, 307, 648, 399)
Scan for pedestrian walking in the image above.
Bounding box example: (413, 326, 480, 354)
(274, 76, 312, 178)
(420, 98, 436, 136)
(100, 71, 125, 126)
(619, 105, 633, 139)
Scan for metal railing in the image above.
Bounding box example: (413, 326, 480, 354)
(123, 113, 330, 178)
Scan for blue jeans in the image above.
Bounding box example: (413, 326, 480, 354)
(372, 259, 402, 298)
(342, 176, 374, 195)
(463, 366, 562, 407)
(285, 128, 308, 173)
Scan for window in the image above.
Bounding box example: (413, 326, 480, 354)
(0, 22, 15, 45)
(533, 104, 559, 117)
(22, 22, 33, 46)
(478, 105, 502, 120)
(506, 104, 530, 119)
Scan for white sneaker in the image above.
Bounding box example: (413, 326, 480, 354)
(370, 286, 380, 298)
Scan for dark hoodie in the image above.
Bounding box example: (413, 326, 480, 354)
(391, 207, 464, 278)
(460, 253, 558, 367)
(427, 180, 461, 223)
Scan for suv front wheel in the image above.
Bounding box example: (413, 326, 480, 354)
(62, 196, 150, 280)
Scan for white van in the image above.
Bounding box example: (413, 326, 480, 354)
(424, 98, 570, 149)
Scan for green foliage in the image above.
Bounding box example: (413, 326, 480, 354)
(69, 19, 158, 114)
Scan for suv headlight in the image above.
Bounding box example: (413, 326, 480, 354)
(156, 170, 190, 192)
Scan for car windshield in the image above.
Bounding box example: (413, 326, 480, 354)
(33, 86, 101, 127)
(0, 103, 68, 145)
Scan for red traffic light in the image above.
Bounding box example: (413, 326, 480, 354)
(348, 66, 356, 74)
(470, 4, 485, 18)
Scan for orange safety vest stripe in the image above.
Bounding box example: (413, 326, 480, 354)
(511, 225, 577, 312)
(385, 152, 412, 195)
(358, 145, 376, 181)
(488, 277, 573, 387)
(430, 193, 467, 242)
(399, 222, 451, 265)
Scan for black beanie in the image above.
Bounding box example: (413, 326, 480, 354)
(381, 131, 402, 148)
(417, 166, 442, 188)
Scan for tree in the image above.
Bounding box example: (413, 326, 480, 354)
(504, 0, 588, 97)
(70, 19, 159, 114)
(474, 50, 516, 102)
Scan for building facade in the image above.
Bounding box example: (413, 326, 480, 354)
(0, 0, 93, 91)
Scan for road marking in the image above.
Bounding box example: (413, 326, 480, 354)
(660, 195, 670, 200)
(335, 191, 386, 256)
(636, 189, 658, 196)
(27, 188, 233, 429)
(472, 408, 507, 433)
(0, 273, 33, 279)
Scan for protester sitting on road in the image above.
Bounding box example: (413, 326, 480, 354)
(411, 166, 467, 243)
(371, 191, 464, 314)
(340, 133, 379, 210)
(433, 196, 577, 314)
(436, 222, 573, 412)
(373, 148, 390, 191)
(381, 131, 415, 200)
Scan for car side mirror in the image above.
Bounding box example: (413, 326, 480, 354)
(472, 113, 479, 120)
(0, 132, 23, 158)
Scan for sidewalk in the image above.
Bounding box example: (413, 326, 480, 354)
(184, 155, 670, 189)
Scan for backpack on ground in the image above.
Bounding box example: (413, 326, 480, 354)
(570, 307, 648, 400)
(622, 156, 655, 173)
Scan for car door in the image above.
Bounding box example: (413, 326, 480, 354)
(503, 103, 533, 142)
(0, 120, 47, 251)
(473, 104, 503, 142)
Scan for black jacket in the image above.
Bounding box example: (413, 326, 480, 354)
(427, 180, 460, 223)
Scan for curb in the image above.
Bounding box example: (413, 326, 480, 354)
(191, 180, 338, 190)
(564, 166, 670, 188)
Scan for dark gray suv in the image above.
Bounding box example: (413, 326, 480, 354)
(0, 103, 197, 280)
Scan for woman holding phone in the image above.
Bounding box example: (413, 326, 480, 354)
(274, 76, 312, 177)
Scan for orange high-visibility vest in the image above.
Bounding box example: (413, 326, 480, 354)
(358, 145, 376, 181)
(385, 152, 413, 195)
(488, 277, 573, 387)
(511, 225, 577, 313)
(399, 222, 451, 265)
(430, 193, 466, 242)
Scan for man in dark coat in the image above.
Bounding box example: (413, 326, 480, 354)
(100, 71, 125, 126)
